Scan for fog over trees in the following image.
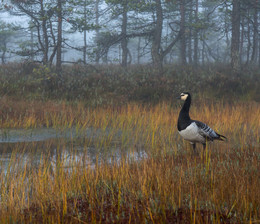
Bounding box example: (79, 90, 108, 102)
(0, 0, 260, 73)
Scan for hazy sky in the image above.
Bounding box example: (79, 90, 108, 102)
(1, 11, 28, 25)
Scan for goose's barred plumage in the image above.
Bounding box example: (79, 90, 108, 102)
(177, 92, 226, 152)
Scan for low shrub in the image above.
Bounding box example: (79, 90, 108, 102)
(0, 62, 259, 104)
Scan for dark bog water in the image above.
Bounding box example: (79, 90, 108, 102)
(0, 128, 147, 171)
(0, 127, 103, 143)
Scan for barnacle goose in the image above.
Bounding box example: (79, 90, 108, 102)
(177, 92, 226, 153)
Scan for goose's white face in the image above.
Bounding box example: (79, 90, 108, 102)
(180, 93, 188, 101)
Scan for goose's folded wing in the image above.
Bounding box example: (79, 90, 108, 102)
(194, 120, 219, 140)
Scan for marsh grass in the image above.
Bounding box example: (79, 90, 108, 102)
(0, 99, 259, 223)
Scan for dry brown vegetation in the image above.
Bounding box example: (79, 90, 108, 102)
(0, 98, 259, 223)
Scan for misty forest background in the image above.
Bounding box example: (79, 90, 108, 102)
(0, 0, 259, 103)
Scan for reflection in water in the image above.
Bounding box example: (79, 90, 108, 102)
(0, 128, 147, 172)
(0, 127, 107, 143)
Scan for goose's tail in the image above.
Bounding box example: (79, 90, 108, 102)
(217, 133, 227, 141)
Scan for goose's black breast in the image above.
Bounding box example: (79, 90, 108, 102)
(177, 118, 192, 131)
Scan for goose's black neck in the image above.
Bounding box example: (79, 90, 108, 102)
(181, 95, 191, 115)
(177, 95, 191, 131)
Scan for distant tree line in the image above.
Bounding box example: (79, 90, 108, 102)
(0, 0, 260, 74)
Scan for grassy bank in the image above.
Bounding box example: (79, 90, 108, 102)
(0, 99, 259, 223)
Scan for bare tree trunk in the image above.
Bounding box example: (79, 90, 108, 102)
(193, 0, 199, 66)
(259, 37, 260, 67)
(151, 0, 163, 72)
(180, 0, 186, 65)
(240, 16, 244, 63)
(83, 0, 87, 64)
(202, 32, 205, 65)
(187, 0, 192, 64)
(231, 0, 240, 73)
(83, 31, 87, 64)
(56, 0, 62, 74)
(127, 48, 132, 64)
(164, 19, 169, 64)
(121, 0, 128, 68)
(1, 40, 6, 64)
(95, 0, 100, 64)
(40, 1, 49, 65)
(49, 17, 59, 65)
(223, 3, 230, 62)
(137, 37, 141, 64)
(246, 14, 251, 66)
(250, 0, 258, 64)
(30, 20, 34, 61)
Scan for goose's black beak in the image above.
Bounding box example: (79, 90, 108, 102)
(176, 96, 181, 99)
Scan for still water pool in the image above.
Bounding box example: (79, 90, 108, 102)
(0, 127, 147, 171)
